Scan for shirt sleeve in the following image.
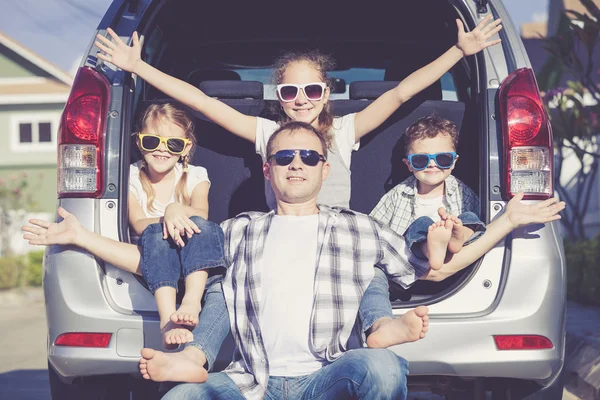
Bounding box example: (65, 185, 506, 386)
(255, 117, 280, 161)
(128, 162, 142, 201)
(333, 113, 360, 155)
(186, 165, 211, 196)
(369, 189, 397, 227)
(375, 221, 430, 288)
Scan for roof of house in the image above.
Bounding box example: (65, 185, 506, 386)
(0, 30, 71, 104)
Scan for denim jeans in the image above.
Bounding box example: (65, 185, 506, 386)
(139, 216, 225, 293)
(404, 212, 486, 260)
(163, 348, 409, 400)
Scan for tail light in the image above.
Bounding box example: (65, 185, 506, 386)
(494, 335, 553, 350)
(498, 68, 553, 199)
(55, 332, 112, 348)
(58, 67, 110, 198)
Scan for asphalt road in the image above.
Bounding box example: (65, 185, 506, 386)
(0, 294, 581, 400)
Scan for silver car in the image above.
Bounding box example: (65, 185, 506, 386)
(45, 0, 566, 398)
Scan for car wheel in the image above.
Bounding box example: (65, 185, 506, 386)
(48, 361, 130, 400)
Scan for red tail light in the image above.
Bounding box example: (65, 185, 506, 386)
(58, 66, 110, 198)
(494, 335, 553, 350)
(498, 68, 553, 199)
(55, 332, 112, 348)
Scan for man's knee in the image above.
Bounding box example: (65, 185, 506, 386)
(345, 348, 408, 396)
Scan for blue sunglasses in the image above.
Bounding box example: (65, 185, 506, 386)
(407, 152, 457, 171)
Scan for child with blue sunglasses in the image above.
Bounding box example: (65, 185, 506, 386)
(371, 114, 486, 270)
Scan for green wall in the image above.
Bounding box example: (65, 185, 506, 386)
(0, 45, 52, 79)
(0, 166, 57, 213)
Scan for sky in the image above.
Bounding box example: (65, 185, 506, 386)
(0, 0, 550, 77)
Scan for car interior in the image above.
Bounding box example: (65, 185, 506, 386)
(126, 0, 486, 305)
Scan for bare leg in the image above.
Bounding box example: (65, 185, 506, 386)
(170, 270, 207, 327)
(155, 286, 193, 349)
(426, 220, 453, 270)
(139, 347, 208, 383)
(366, 306, 430, 348)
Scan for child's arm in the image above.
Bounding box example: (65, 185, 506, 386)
(422, 194, 565, 282)
(163, 181, 210, 247)
(95, 29, 257, 143)
(128, 190, 161, 236)
(353, 15, 502, 141)
(23, 208, 142, 275)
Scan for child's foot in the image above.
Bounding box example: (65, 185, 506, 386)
(427, 219, 453, 270)
(139, 347, 208, 383)
(160, 320, 193, 349)
(447, 216, 468, 253)
(170, 301, 201, 328)
(366, 306, 430, 348)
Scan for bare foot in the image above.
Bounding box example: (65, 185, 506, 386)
(427, 219, 453, 270)
(170, 301, 201, 328)
(366, 306, 430, 348)
(161, 320, 193, 349)
(139, 347, 208, 383)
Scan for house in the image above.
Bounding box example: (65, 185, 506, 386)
(0, 31, 71, 214)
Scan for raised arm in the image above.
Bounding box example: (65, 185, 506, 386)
(423, 194, 565, 282)
(95, 28, 257, 143)
(23, 207, 142, 275)
(353, 15, 502, 141)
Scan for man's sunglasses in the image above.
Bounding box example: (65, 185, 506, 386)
(276, 82, 327, 103)
(138, 133, 191, 155)
(269, 149, 327, 167)
(406, 152, 457, 171)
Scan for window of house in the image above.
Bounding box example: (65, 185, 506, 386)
(10, 113, 60, 152)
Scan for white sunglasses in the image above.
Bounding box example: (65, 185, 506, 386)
(276, 82, 327, 102)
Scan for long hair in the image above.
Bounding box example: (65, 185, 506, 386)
(137, 103, 196, 213)
(272, 50, 336, 148)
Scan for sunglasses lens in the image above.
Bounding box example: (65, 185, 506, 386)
(304, 84, 324, 100)
(141, 135, 160, 151)
(273, 150, 295, 166)
(167, 138, 186, 153)
(279, 85, 298, 102)
(411, 154, 430, 170)
(300, 150, 321, 166)
(435, 153, 455, 168)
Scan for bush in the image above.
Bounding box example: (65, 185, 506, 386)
(565, 235, 600, 306)
(0, 250, 44, 289)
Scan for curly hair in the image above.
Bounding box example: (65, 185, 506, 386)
(404, 113, 459, 155)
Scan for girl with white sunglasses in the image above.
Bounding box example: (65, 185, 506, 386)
(95, 15, 502, 355)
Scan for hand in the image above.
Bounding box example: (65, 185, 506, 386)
(95, 28, 142, 73)
(456, 15, 503, 57)
(22, 207, 82, 246)
(504, 193, 565, 229)
(163, 203, 201, 247)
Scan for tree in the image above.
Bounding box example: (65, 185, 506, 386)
(537, 0, 600, 240)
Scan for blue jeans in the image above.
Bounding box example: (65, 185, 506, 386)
(139, 216, 225, 293)
(404, 212, 486, 260)
(163, 348, 409, 400)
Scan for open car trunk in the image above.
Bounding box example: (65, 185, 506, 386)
(110, 0, 492, 312)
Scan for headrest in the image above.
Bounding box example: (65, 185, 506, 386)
(198, 80, 264, 100)
(187, 69, 241, 86)
(349, 81, 400, 100)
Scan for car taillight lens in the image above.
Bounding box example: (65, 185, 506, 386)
(58, 66, 110, 198)
(494, 335, 553, 350)
(55, 332, 112, 348)
(498, 68, 553, 199)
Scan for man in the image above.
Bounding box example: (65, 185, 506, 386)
(24, 121, 564, 399)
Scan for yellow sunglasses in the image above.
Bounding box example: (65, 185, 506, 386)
(138, 133, 191, 155)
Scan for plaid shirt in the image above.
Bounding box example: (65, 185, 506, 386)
(219, 206, 430, 399)
(370, 175, 480, 235)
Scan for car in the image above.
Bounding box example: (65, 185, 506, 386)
(45, 0, 566, 398)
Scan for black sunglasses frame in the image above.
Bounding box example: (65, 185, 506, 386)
(269, 149, 327, 167)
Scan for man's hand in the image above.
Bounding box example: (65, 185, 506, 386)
(163, 203, 200, 247)
(95, 28, 142, 73)
(456, 14, 503, 57)
(22, 207, 82, 246)
(504, 192, 565, 229)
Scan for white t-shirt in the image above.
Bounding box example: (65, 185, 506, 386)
(415, 195, 445, 222)
(259, 214, 324, 376)
(255, 115, 359, 209)
(129, 160, 210, 218)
